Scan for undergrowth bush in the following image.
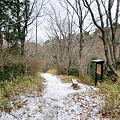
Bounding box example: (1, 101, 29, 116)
(0, 63, 24, 81)
(88, 57, 97, 81)
(24, 56, 43, 75)
(57, 62, 68, 75)
(0, 75, 44, 112)
(0, 53, 43, 81)
(103, 63, 116, 81)
(68, 68, 79, 77)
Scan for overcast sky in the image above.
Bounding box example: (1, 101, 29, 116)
(27, 0, 62, 44)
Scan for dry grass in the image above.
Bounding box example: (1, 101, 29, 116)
(0, 74, 44, 112)
(47, 69, 58, 75)
(79, 75, 95, 86)
(59, 75, 80, 83)
(60, 74, 95, 86)
(97, 81, 120, 119)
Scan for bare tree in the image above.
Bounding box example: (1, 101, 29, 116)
(44, 3, 76, 74)
(61, 0, 90, 76)
(82, 0, 120, 78)
(21, 0, 47, 55)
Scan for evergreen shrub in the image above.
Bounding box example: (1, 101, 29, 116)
(68, 68, 79, 77)
(0, 63, 25, 81)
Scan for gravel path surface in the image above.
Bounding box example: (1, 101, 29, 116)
(0, 73, 109, 120)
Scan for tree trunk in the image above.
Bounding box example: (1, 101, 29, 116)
(21, 39, 25, 56)
(102, 31, 119, 78)
(0, 30, 3, 51)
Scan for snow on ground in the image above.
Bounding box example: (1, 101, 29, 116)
(0, 73, 109, 120)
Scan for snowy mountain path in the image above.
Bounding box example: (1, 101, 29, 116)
(0, 73, 109, 120)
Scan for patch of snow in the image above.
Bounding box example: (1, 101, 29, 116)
(0, 73, 109, 120)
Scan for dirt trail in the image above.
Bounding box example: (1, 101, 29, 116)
(0, 73, 109, 120)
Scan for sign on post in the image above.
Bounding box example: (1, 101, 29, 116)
(92, 59, 104, 86)
(96, 64, 101, 74)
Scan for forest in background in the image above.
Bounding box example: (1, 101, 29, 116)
(0, 0, 120, 118)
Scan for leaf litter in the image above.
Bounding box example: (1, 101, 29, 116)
(0, 73, 110, 120)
